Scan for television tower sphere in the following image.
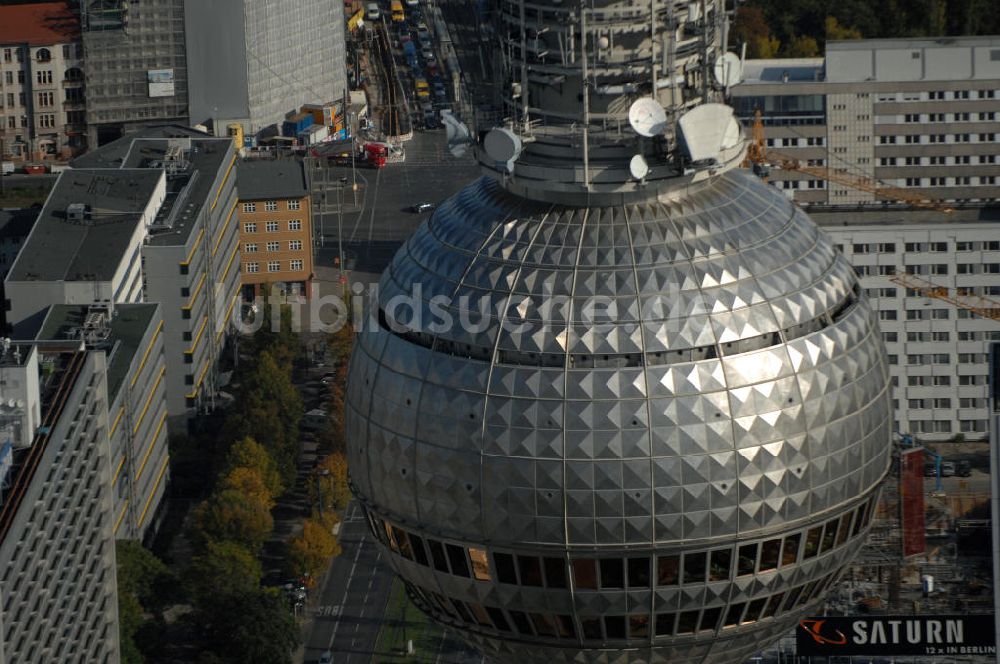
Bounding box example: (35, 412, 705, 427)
(344, 0, 892, 662)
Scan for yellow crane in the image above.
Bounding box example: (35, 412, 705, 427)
(742, 111, 954, 213)
(889, 273, 1000, 321)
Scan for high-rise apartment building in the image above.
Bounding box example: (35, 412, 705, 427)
(29, 303, 169, 542)
(79, 0, 189, 146)
(236, 160, 314, 298)
(0, 343, 120, 663)
(731, 37, 1000, 206)
(74, 132, 241, 417)
(184, 0, 347, 135)
(0, 2, 86, 159)
(809, 207, 1000, 443)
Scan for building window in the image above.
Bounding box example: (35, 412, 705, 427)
(288, 200, 301, 211)
(266, 241, 280, 252)
(289, 219, 302, 231)
(245, 262, 259, 273)
(243, 202, 256, 213)
(35, 70, 52, 84)
(289, 240, 302, 251)
(290, 259, 303, 271)
(243, 222, 257, 233)
(265, 221, 279, 232)
(265, 201, 278, 211)
(267, 260, 281, 272)
(35, 48, 51, 62)
(244, 243, 257, 253)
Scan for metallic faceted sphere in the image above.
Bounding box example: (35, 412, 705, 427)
(345, 171, 891, 664)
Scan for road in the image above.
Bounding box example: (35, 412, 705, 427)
(302, 502, 393, 664)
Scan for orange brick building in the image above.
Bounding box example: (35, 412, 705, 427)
(236, 160, 314, 298)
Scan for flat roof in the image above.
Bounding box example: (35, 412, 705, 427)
(34, 304, 160, 401)
(739, 58, 825, 85)
(6, 170, 161, 282)
(120, 138, 234, 247)
(237, 159, 308, 200)
(70, 125, 212, 169)
(827, 36, 1000, 51)
(0, 208, 40, 239)
(0, 3, 79, 46)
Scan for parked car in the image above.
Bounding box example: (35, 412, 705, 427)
(424, 112, 439, 129)
(426, 62, 439, 77)
(319, 651, 334, 664)
(365, 2, 380, 19)
(940, 461, 956, 477)
(411, 202, 436, 213)
(405, 0, 418, 6)
(924, 462, 937, 477)
(957, 460, 972, 477)
(414, 77, 430, 99)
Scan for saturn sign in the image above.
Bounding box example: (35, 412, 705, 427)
(796, 615, 996, 657)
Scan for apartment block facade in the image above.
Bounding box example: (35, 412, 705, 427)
(0, 3, 86, 159)
(236, 160, 314, 298)
(811, 207, 1000, 443)
(0, 344, 120, 663)
(32, 304, 169, 542)
(731, 37, 1000, 206)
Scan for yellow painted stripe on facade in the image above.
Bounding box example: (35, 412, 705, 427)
(112, 453, 127, 485)
(132, 367, 166, 435)
(138, 457, 170, 527)
(185, 359, 212, 399)
(211, 157, 237, 211)
(221, 241, 240, 281)
(134, 411, 168, 483)
(213, 201, 239, 257)
(180, 228, 205, 266)
(114, 500, 129, 535)
(185, 316, 209, 355)
(182, 273, 207, 310)
(130, 321, 164, 387)
(109, 405, 125, 438)
(215, 292, 240, 342)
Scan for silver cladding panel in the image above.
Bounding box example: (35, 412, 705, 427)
(346, 170, 891, 662)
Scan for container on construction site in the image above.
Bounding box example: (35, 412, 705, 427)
(922, 575, 934, 595)
(282, 112, 314, 138)
(301, 102, 338, 127)
(298, 124, 330, 147)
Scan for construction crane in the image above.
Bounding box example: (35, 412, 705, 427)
(742, 111, 954, 213)
(889, 273, 1000, 321)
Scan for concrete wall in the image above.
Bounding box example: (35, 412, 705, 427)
(183, 0, 251, 128)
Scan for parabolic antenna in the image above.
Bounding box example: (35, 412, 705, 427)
(713, 52, 742, 88)
(677, 103, 740, 162)
(442, 111, 473, 157)
(627, 97, 668, 137)
(629, 154, 649, 180)
(483, 127, 523, 163)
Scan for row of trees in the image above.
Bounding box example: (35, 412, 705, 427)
(731, 0, 1000, 59)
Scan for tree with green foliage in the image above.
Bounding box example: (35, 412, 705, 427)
(825, 16, 863, 41)
(191, 486, 274, 553)
(309, 452, 352, 512)
(286, 514, 342, 581)
(196, 587, 299, 664)
(731, 6, 781, 58)
(327, 321, 355, 367)
(186, 539, 262, 606)
(226, 436, 284, 498)
(218, 466, 276, 510)
(784, 34, 820, 57)
(116, 541, 177, 663)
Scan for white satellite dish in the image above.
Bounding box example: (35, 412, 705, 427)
(713, 52, 743, 88)
(628, 97, 668, 137)
(677, 103, 740, 162)
(629, 154, 649, 180)
(483, 127, 523, 163)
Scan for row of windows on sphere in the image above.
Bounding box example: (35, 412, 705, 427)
(403, 565, 845, 643)
(363, 493, 875, 591)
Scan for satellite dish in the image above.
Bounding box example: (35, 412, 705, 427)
(441, 111, 473, 158)
(676, 103, 740, 162)
(628, 97, 668, 137)
(483, 127, 523, 163)
(713, 52, 743, 88)
(629, 154, 649, 180)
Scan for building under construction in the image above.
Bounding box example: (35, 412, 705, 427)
(79, 0, 190, 146)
